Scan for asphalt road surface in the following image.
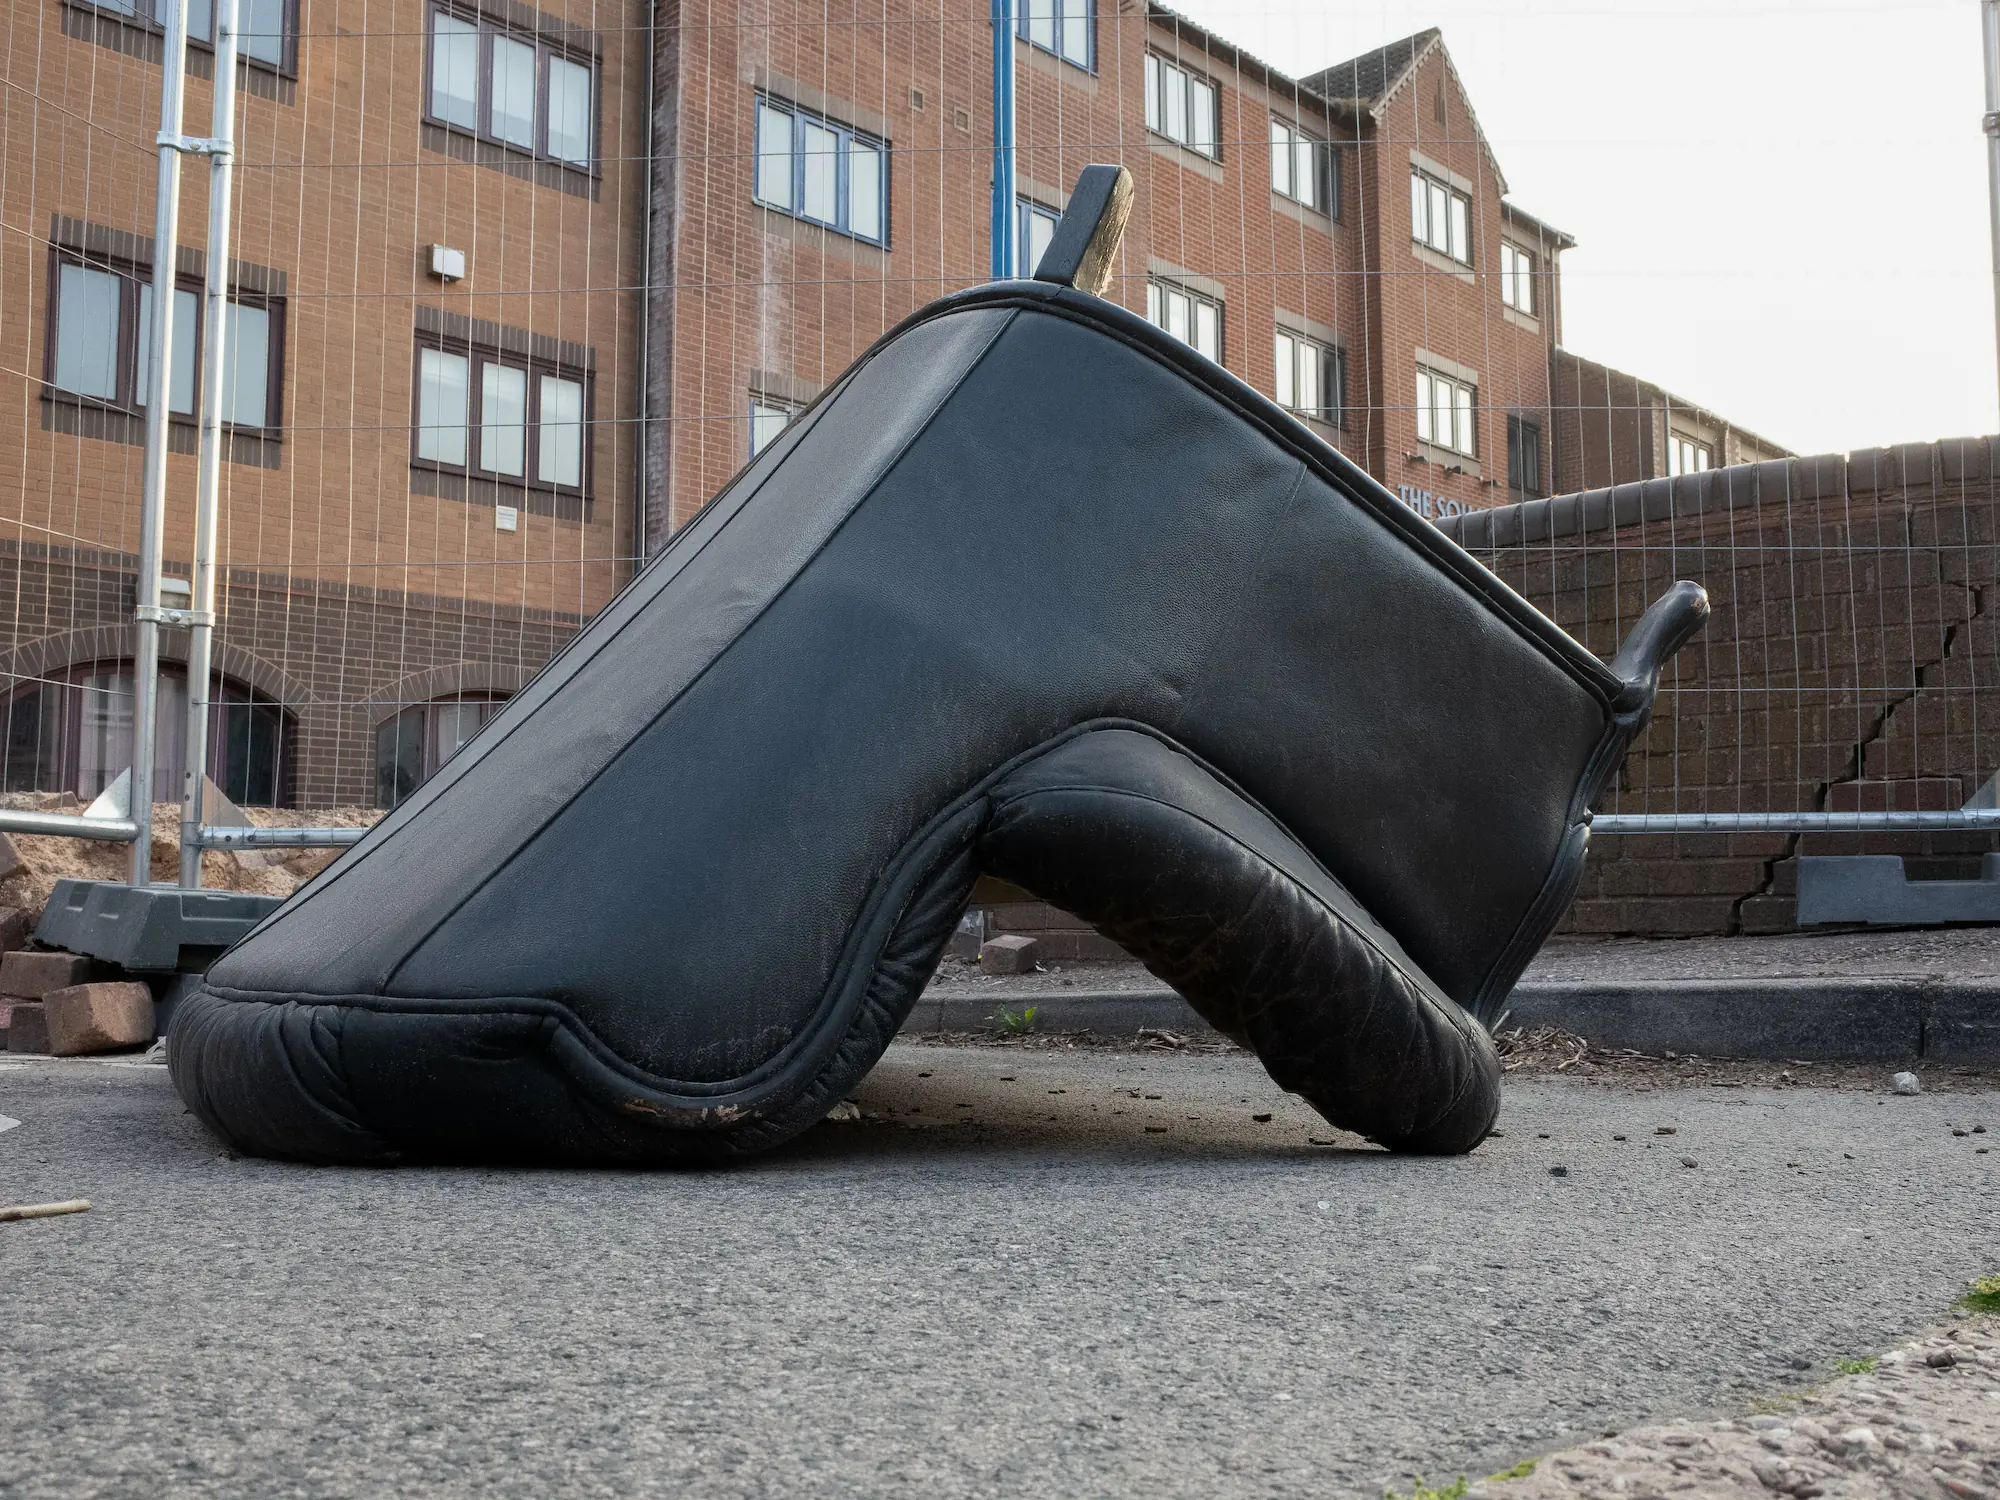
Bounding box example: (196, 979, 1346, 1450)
(2, 1046, 1995, 1499)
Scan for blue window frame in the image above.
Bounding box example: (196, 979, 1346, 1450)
(1016, 200, 1060, 278)
(752, 94, 889, 246)
(1018, 0, 1092, 70)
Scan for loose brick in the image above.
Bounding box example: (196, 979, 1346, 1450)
(44, 982, 155, 1057)
(0, 833, 21, 883)
(6, 1001, 49, 1054)
(0, 950, 95, 999)
(978, 934, 1041, 975)
(0, 907, 30, 954)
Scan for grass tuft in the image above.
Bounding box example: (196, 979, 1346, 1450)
(1485, 1460, 1537, 1482)
(990, 1006, 1039, 1036)
(1385, 1478, 1468, 1500)
(1960, 1274, 2000, 1315)
(1833, 1356, 1877, 1375)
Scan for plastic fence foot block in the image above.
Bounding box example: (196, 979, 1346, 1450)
(44, 982, 156, 1056)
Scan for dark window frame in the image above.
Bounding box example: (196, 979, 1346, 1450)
(750, 92, 893, 249)
(1144, 52, 1222, 161)
(41, 243, 287, 439)
(409, 328, 596, 500)
(62, 0, 299, 78)
(1270, 115, 1338, 218)
(1015, 0, 1093, 72)
(1507, 414, 1543, 497)
(422, 1, 603, 180)
(374, 693, 508, 809)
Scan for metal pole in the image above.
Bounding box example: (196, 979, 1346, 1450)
(1984, 0, 2000, 416)
(989, 0, 1015, 279)
(178, 0, 240, 888)
(130, 0, 198, 887)
(1594, 810, 2000, 834)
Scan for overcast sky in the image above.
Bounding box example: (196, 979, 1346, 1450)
(1169, 0, 1992, 456)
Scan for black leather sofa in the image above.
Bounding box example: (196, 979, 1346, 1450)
(170, 168, 1706, 1164)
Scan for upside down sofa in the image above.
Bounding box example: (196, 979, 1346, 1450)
(170, 168, 1707, 1163)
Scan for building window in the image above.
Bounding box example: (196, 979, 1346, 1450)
(44, 247, 284, 432)
(752, 94, 888, 246)
(1274, 330, 1344, 427)
(1019, 0, 1091, 69)
(1016, 200, 1060, 277)
(1500, 242, 1536, 314)
(1667, 433, 1712, 477)
(1410, 170, 1470, 265)
(375, 695, 506, 809)
(3, 663, 294, 806)
(426, 4, 597, 171)
(74, 0, 298, 73)
(412, 333, 592, 495)
(1415, 366, 1475, 457)
(750, 397, 797, 456)
(1270, 118, 1333, 213)
(1507, 415, 1542, 496)
(1144, 54, 1218, 159)
(1146, 279, 1221, 364)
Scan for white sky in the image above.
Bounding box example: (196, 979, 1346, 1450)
(1169, 0, 1994, 456)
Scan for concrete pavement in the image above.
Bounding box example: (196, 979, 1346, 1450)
(1, 1047, 1995, 1499)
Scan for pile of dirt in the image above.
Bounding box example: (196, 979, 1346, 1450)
(0, 792, 380, 918)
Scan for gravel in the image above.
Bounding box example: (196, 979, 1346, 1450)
(1469, 1318, 2000, 1500)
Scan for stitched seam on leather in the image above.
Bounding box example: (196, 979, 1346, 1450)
(379, 310, 1021, 994)
(989, 780, 1474, 1044)
(275, 313, 1012, 937)
(895, 286, 1623, 709)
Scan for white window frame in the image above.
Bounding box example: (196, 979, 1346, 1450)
(750, 397, 799, 457)
(1499, 242, 1536, 314)
(1667, 433, 1713, 477)
(1410, 169, 1471, 265)
(1144, 54, 1219, 159)
(1415, 365, 1476, 458)
(1146, 279, 1222, 364)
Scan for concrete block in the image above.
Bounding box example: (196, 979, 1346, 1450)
(6, 1001, 49, 1053)
(44, 982, 155, 1056)
(979, 934, 1040, 975)
(0, 949, 95, 999)
(0, 907, 31, 954)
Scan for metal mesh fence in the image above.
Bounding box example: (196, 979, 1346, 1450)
(0, 0, 1991, 921)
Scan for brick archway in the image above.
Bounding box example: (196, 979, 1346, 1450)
(1, 625, 319, 708)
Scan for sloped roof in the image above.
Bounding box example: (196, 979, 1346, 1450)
(1298, 28, 1440, 109)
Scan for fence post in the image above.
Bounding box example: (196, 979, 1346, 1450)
(130, 0, 200, 887)
(177, 0, 241, 888)
(1984, 0, 2000, 417)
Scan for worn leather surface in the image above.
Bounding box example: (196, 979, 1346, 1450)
(170, 280, 1696, 1165)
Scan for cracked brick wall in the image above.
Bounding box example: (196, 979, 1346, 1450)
(1449, 436, 2000, 936)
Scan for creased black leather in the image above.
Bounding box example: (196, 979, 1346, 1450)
(169, 278, 1700, 1165)
(982, 730, 1497, 1152)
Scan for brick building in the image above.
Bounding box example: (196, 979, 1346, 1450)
(0, 0, 648, 808)
(645, 10, 1592, 536)
(1, 0, 1778, 811)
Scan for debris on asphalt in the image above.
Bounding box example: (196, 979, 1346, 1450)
(1894, 1071, 1922, 1095)
(0, 1112, 19, 1132)
(822, 1101, 861, 1123)
(0, 1198, 92, 1223)
(1466, 1315, 1999, 1500)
